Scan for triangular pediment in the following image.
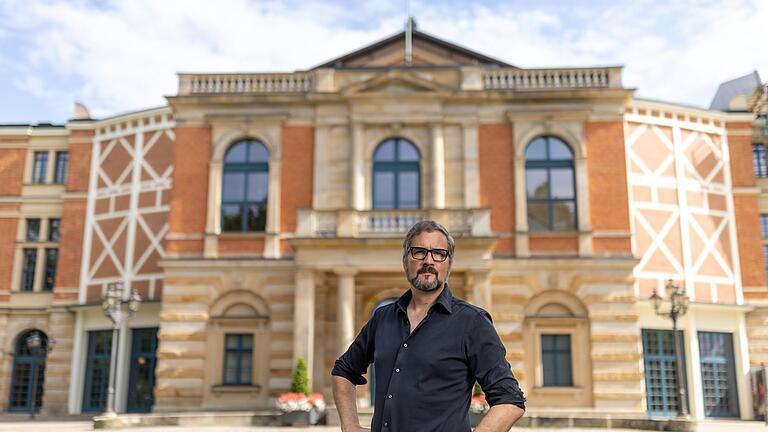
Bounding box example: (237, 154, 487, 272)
(341, 70, 452, 96)
(313, 30, 513, 69)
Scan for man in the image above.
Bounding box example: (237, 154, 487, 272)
(332, 220, 525, 432)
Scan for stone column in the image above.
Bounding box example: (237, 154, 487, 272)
(293, 269, 316, 377)
(462, 124, 480, 208)
(351, 124, 366, 210)
(431, 124, 446, 209)
(470, 270, 492, 313)
(264, 158, 281, 258)
(336, 270, 357, 356)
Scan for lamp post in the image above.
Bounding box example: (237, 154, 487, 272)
(101, 282, 141, 416)
(26, 331, 55, 420)
(649, 279, 690, 417)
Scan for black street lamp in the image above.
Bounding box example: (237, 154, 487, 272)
(649, 279, 690, 417)
(101, 282, 141, 416)
(26, 331, 55, 419)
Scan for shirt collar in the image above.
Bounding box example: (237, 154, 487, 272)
(396, 284, 454, 314)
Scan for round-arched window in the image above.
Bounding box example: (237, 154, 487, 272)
(525, 136, 577, 231)
(221, 140, 269, 232)
(8, 330, 48, 412)
(372, 138, 420, 209)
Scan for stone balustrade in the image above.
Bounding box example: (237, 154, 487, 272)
(178, 72, 313, 94)
(296, 208, 491, 238)
(482, 67, 623, 90)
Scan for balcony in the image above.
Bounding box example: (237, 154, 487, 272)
(295, 209, 491, 238)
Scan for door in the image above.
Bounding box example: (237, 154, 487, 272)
(82, 330, 112, 412)
(7, 330, 48, 412)
(642, 329, 688, 417)
(698, 332, 739, 417)
(126, 328, 158, 413)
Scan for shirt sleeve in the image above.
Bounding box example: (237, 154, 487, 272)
(331, 310, 378, 386)
(466, 310, 526, 410)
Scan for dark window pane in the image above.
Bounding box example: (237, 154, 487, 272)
(374, 171, 395, 208)
(754, 144, 768, 178)
(54, 151, 68, 184)
(527, 202, 549, 232)
(33, 152, 48, 184)
(248, 142, 270, 162)
(21, 248, 37, 292)
(526, 169, 548, 198)
(26, 219, 41, 241)
(246, 172, 269, 202)
(222, 173, 245, 201)
(542, 335, 572, 387)
(43, 248, 57, 291)
(223, 333, 253, 385)
(225, 335, 239, 349)
(374, 140, 396, 161)
(240, 355, 252, 383)
(48, 219, 61, 242)
(398, 171, 419, 208)
(241, 335, 253, 349)
(761, 215, 768, 239)
(525, 138, 547, 160)
(246, 203, 267, 232)
(221, 205, 243, 232)
(548, 138, 573, 160)
(550, 168, 575, 199)
(398, 140, 420, 161)
(224, 142, 248, 163)
(552, 201, 577, 231)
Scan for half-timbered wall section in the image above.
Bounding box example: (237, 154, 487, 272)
(79, 108, 174, 304)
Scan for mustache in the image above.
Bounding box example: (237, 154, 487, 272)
(417, 267, 438, 275)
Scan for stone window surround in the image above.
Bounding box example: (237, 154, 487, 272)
(511, 116, 592, 257)
(11, 214, 61, 294)
(205, 121, 282, 258)
(23, 145, 69, 185)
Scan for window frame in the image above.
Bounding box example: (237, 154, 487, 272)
(222, 333, 254, 385)
(32, 152, 48, 184)
(753, 143, 768, 178)
(53, 151, 68, 185)
(220, 140, 270, 233)
(525, 136, 578, 232)
(372, 138, 421, 209)
(20, 248, 37, 292)
(540, 334, 574, 387)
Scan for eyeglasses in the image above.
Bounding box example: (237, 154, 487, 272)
(409, 247, 450, 262)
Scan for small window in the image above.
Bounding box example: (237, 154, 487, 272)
(541, 334, 572, 386)
(26, 219, 41, 242)
(754, 144, 768, 178)
(48, 219, 61, 242)
(20, 248, 37, 292)
(525, 136, 577, 231)
(33, 152, 48, 184)
(43, 248, 57, 291)
(223, 334, 253, 385)
(54, 151, 68, 184)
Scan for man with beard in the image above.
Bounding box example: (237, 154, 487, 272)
(331, 220, 525, 432)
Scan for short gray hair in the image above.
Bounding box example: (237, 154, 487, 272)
(402, 220, 455, 263)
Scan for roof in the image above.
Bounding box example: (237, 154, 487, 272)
(709, 71, 762, 111)
(312, 29, 514, 69)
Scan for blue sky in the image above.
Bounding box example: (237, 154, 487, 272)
(0, 0, 766, 124)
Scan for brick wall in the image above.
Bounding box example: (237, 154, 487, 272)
(280, 126, 314, 254)
(478, 123, 515, 254)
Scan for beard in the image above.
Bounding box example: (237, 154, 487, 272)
(409, 267, 443, 292)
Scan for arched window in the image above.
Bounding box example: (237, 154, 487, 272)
(8, 330, 48, 412)
(221, 140, 269, 232)
(372, 138, 420, 209)
(525, 136, 577, 231)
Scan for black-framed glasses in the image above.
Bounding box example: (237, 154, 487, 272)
(409, 247, 450, 262)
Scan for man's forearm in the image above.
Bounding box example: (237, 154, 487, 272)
(474, 404, 524, 432)
(332, 375, 366, 431)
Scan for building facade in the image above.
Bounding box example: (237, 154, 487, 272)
(0, 26, 767, 421)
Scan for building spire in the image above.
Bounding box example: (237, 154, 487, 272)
(404, 16, 416, 65)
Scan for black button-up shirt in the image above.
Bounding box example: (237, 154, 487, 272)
(331, 285, 525, 432)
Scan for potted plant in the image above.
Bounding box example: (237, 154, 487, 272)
(469, 383, 489, 427)
(277, 358, 326, 425)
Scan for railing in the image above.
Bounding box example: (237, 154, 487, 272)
(296, 209, 491, 238)
(482, 67, 620, 90)
(178, 72, 313, 95)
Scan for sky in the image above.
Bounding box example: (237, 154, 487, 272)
(0, 0, 766, 124)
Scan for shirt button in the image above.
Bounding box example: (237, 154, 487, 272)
(395, 368, 400, 373)
(387, 394, 393, 399)
(403, 343, 408, 347)
(384, 421, 389, 427)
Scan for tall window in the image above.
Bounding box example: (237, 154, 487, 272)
(82, 330, 112, 412)
(221, 140, 269, 232)
(223, 334, 253, 385)
(20, 249, 37, 292)
(698, 332, 739, 417)
(48, 219, 61, 242)
(26, 218, 40, 241)
(525, 136, 577, 231)
(8, 330, 48, 412)
(541, 334, 572, 386)
(754, 144, 768, 178)
(54, 151, 68, 184)
(372, 138, 420, 209)
(32, 152, 48, 184)
(642, 329, 688, 416)
(18, 217, 59, 292)
(43, 248, 58, 291)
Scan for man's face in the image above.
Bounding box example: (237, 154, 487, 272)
(403, 230, 451, 292)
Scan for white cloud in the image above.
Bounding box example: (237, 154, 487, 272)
(1, 0, 766, 120)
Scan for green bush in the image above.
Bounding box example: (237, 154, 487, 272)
(291, 357, 311, 395)
(473, 382, 483, 397)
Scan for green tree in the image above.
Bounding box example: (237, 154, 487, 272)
(291, 357, 311, 395)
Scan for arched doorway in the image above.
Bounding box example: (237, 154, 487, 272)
(369, 298, 397, 405)
(8, 330, 48, 412)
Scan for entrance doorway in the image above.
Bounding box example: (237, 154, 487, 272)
(127, 327, 158, 413)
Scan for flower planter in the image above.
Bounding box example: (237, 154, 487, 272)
(280, 407, 322, 426)
(469, 411, 485, 427)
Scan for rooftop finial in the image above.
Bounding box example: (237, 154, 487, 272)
(405, 16, 416, 65)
